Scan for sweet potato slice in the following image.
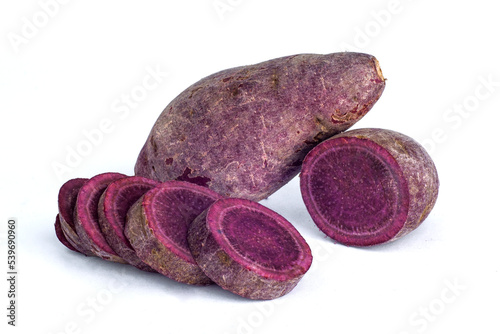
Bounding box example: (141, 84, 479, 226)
(54, 215, 79, 253)
(74, 172, 128, 263)
(188, 198, 313, 300)
(125, 181, 222, 285)
(98, 176, 159, 272)
(300, 128, 439, 246)
(57, 178, 93, 256)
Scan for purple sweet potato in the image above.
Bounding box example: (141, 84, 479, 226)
(54, 215, 79, 253)
(300, 128, 439, 246)
(188, 198, 313, 300)
(57, 178, 94, 256)
(74, 172, 128, 262)
(135, 52, 385, 201)
(125, 181, 223, 285)
(98, 176, 159, 272)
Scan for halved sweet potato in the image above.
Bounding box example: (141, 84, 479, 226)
(300, 128, 439, 246)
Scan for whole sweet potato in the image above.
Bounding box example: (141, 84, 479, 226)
(135, 52, 385, 201)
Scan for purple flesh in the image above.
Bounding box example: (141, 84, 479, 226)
(300, 128, 439, 246)
(188, 198, 312, 300)
(57, 178, 93, 256)
(125, 181, 223, 285)
(74, 172, 128, 263)
(54, 215, 79, 253)
(98, 176, 159, 272)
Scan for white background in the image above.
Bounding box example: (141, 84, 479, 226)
(1, 1, 499, 333)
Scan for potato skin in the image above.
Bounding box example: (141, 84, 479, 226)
(135, 52, 385, 201)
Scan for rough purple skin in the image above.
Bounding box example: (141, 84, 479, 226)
(135, 52, 385, 201)
(125, 181, 223, 285)
(54, 215, 79, 253)
(74, 172, 128, 263)
(57, 178, 94, 256)
(188, 198, 313, 300)
(300, 128, 439, 246)
(98, 176, 159, 272)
